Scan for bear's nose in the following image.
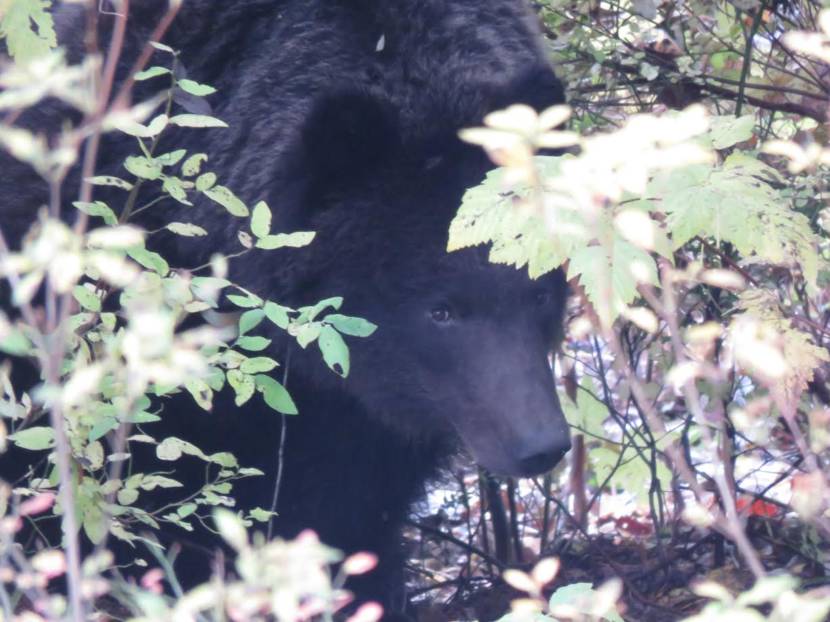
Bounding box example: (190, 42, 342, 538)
(516, 439, 572, 477)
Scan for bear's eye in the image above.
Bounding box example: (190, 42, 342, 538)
(430, 306, 453, 323)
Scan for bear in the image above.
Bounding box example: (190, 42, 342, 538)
(0, 0, 572, 615)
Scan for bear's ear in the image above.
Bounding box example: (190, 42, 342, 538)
(300, 90, 401, 184)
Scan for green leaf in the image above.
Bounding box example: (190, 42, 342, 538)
(169, 114, 228, 128)
(195, 172, 217, 191)
(226, 293, 263, 308)
(324, 313, 377, 337)
(156, 437, 209, 462)
(150, 41, 175, 54)
(448, 158, 579, 279)
(300, 297, 343, 323)
(115, 114, 168, 138)
(73, 201, 117, 226)
(706, 114, 755, 150)
(295, 322, 321, 348)
(10, 427, 55, 450)
(134, 66, 170, 81)
(127, 247, 170, 276)
(88, 417, 118, 442)
(73, 284, 101, 312)
(651, 157, 821, 288)
(182, 153, 208, 177)
(240, 357, 278, 374)
(227, 369, 255, 406)
(567, 234, 657, 325)
(238, 309, 265, 335)
(124, 155, 162, 180)
(0, 326, 33, 355)
(236, 336, 271, 352)
(177, 79, 217, 96)
(249, 507, 276, 523)
(85, 176, 133, 191)
(185, 378, 213, 411)
(204, 185, 249, 217)
(156, 149, 187, 167)
(166, 222, 208, 237)
(117, 488, 139, 505)
(0, 0, 57, 62)
(560, 375, 609, 439)
(162, 177, 191, 204)
(263, 301, 290, 329)
(82, 505, 107, 545)
(209, 452, 238, 468)
(250, 201, 272, 238)
(254, 374, 298, 414)
(318, 325, 350, 377)
(255, 231, 315, 249)
(139, 475, 183, 490)
(177, 503, 198, 518)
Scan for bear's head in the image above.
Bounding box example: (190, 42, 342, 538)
(264, 84, 571, 477)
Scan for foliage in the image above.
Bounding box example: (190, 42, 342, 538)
(0, 4, 377, 619)
(438, 1, 830, 619)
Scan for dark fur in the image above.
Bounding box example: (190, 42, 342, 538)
(1, 1, 570, 613)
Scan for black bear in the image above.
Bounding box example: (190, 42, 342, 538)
(0, 0, 571, 614)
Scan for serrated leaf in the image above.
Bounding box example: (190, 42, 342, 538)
(651, 158, 821, 288)
(254, 374, 298, 414)
(567, 235, 657, 325)
(448, 158, 579, 278)
(560, 376, 609, 439)
(1, 0, 57, 62)
(204, 185, 248, 216)
(169, 114, 228, 128)
(706, 114, 755, 150)
(318, 325, 350, 377)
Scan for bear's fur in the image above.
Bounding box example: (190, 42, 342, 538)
(1, 0, 571, 613)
